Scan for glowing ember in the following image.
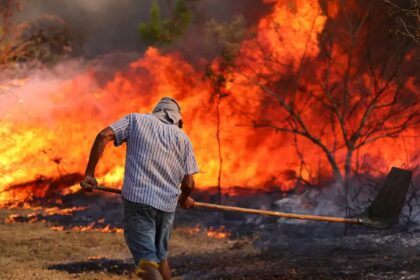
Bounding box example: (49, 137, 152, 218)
(177, 224, 230, 239)
(71, 223, 123, 233)
(50, 225, 64, 231)
(4, 206, 87, 224)
(4, 207, 122, 233)
(206, 226, 230, 239)
(177, 224, 201, 235)
(43, 206, 87, 215)
(4, 214, 20, 224)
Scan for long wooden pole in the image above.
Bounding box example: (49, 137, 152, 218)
(194, 202, 361, 224)
(92, 186, 362, 224)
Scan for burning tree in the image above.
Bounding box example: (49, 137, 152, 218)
(1, 0, 418, 208)
(205, 15, 247, 203)
(208, 1, 419, 213)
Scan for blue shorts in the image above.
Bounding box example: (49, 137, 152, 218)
(123, 199, 175, 264)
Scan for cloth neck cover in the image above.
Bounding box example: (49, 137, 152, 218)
(152, 97, 182, 126)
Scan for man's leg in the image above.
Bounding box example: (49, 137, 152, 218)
(159, 259, 171, 280)
(156, 211, 175, 280)
(123, 200, 163, 279)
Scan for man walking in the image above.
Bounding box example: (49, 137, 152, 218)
(81, 97, 199, 280)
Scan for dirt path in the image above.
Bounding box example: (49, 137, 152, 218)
(0, 208, 255, 279)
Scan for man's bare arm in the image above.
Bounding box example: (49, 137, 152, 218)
(81, 127, 115, 190)
(179, 174, 195, 209)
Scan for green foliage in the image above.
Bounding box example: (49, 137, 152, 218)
(138, 0, 193, 46)
(205, 15, 247, 67)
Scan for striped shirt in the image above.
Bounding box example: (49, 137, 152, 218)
(109, 113, 199, 212)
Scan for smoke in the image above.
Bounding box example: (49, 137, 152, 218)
(16, 0, 151, 56)
(16, 0, 270, 58)
(274, 183, 346, 223)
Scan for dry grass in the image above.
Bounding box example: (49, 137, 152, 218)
(0, 208, 255, 280)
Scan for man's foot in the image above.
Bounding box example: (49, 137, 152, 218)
(132, 260, 163, 280)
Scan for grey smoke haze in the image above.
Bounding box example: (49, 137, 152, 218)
(17, 0, 270, 58)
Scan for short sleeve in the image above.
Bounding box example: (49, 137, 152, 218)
(109, 114, 131, 146)
(183, 139, 199, 175)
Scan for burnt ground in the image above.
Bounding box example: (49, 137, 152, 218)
(1, 189, 419, 279)
(172, 211, 420, 280)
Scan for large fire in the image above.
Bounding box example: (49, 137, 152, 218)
(0, 0, 418, 206)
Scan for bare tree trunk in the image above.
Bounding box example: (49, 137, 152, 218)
(216, 96, 223, 204)
(342, 147, 356, 235)
(344, 149, 354, 218)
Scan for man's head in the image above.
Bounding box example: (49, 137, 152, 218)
(152, 97, 183, 128)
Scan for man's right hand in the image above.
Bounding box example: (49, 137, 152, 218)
(80, 175, 98, 192)
(180, 174, 195, 209)
(179, 196, 194, 209)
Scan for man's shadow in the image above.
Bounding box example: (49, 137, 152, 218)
(48, 258, 134, 275)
